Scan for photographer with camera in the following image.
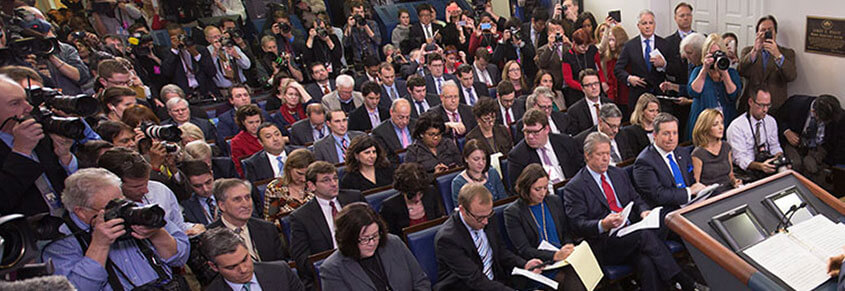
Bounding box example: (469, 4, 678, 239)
(0, 74, 79, 216)
(739, 15, 796, 112)
(343, 1, 381, 68)
(89, 0, 148, 36)
(125, 24, 167, 99)
(554, 0, 580, 38)
(42, 167, 191, 291)
(256, 35, 305, 86)
(535, 19, 571, 86)
(727, 88, 786, 183)
(204, 25, 251, 89)
(777, 94, 844, 190)
(301, 19, 342, 80)
(687, 33, 740, 140)
(467, 13, 502, 61)
(492, 19, 537, 81)
(161, 23, 219, 100)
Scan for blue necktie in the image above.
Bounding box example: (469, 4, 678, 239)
(667, 153, 687, 188)
(644, 38, 652, 72)
(276, 156, 285, 177)
(473, 230, 494, 280)
(466, 88, 476, 105)
(761, 50, 770, 70)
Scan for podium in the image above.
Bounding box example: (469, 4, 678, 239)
(666, 170, 845, 291)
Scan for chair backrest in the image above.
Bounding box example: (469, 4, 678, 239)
(307, 249, 335, 291)
(435, 167, 464, 214)
(336, 165, 346, 180)
(365, 188, 398, 212)
(498, 155, 510, 191)
(493, 196, 518, 252)
(279, 213, 292, 245)
(403, 216, 448, 285)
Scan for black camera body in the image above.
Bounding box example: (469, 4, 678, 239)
(711, 50, 730, 71)
(316, 27, 329, 38)
(103, 199, 166, 239)
(220, 36, 235, 48)
(225, 28, 242, 39)
(770, 155, 790, 167)
(176, 34, 193, 49)
(28, 87, 99, 117)
(764, 30, 773, 40)
(353, 14, 366, 27)
(555, 33, 564, 44)
(509, 27, 521, 43)
(278, 22, 292, 34)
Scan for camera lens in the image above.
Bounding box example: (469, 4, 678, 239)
(141, 122, 182, 142)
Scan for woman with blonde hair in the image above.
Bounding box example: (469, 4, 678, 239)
(179, 122, 205, 145)
(265, 78, 313, 125)
(691, 108, 741, 195)
(687, 33, 741, 140)
(600, 25, 630, 113)
(623, 93, 660, 154)
(502, 60, 528, 96)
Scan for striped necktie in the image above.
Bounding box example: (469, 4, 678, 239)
(473, 230, 494, 280)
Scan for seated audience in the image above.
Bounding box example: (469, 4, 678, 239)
(562, 28, 607, 107)
(566, 69, 613, 136)
(162, 97, 220, 145)
(179, 122, 205, 146)
(155, 84, 209, 121)
(379, 62, 408, 109)
(289, 103, 331, 145)
(726, 88, 784, 181)
(777, 94, 844, 188)
(431, 80, 478, 137)
(100, 86, 138, 123)
(494, 81, 526, 127)
(230, 104, 265, 177)
(574, 103, 636, 165)
(340, 135, 395, 191)
(201, 228, 304, 291)
(44, 168, 189, 291)
(184, 140, 238, 180)
(622, 93, 661, 155)
(349, 81, 390, 131)
(242, 123, 292, 182)
(451, 139, 508, 206)
(564, 132, 699, 291)
(373, 99, 416, 165)
(473, 48, 501, 88)
(264, 149, 316, 223)
(405, 74, 441, 119)
(180, 160, 220, 226)
(424, 54, 459, 96)
(466, 97, 514, 154)
(502, 60, 529, 96)
(314, 110, 365, 164)
(508, 108, 583, 188)
(208, 178, 288, 262)
(692, 109, 742, 196)
(217, 85, 269, 139)
(533, 70, 567, 111)
(322, 74, 363, 114)
(687, 33, 741, 140)
(435, 183, 545, 290)
(456, 64, 490, 106)
(380, 162, 445, 235)
(267, 78, 312, 123)
(321, 202, 431, 290)
(505, 164, 585, 291)
(304, 63, 336, 102)
(405, 112, 463, 174)
(97, 120, 138, 149)
(515, 86, 569, 141)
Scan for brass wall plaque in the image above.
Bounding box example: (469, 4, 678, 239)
(806, 16, 845, 57)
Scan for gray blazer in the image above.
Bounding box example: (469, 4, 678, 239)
(321, 90, 364, 112)
(320, 234, 431, 291)
(313, 131, 365, 164)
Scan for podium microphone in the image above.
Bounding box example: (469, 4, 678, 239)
(775, 202, 807, 233)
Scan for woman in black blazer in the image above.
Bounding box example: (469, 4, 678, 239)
(379, 163, 445, 236)
(504, 163, 586, 291)
(623, 93, 661, 155)
(465, 97, 514, 154)
(404, 112, 463, 174)
(340, 135, 395, 191)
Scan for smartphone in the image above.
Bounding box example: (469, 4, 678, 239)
(458, 21, 466, 26)
(608, 10, 621, 23)
(424, 43, 438, 52)
(764, 31, 773, 40)
(480, 22, 492, 31)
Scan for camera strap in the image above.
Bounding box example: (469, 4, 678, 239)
(745, 113, 770, 154)
(62, 213, 126, 291)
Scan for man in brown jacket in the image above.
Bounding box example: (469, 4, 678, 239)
(738, 15, 797, 113)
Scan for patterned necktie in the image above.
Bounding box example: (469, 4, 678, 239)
(436, 78, 443, 94)
(593, 103, 601, 125)
(667, 153, 687, 188)
(276, 156, 285, 177)
(601, 174, 622, 212)
(644, 38, 652, 72)
(415, 101, 425, 115)
(206, 198, 218, 221)
(466, 88, 476, 105)
(539, 147, 553, 165)
(754, 121, 763, 146)
(391, 87, 398, 100)
(329, 201, 338, 218)
(610, 143, 622, 163)
(450, 112, 460, 123)
(473, 230, 494, 280)
(242, 282, 251, 291)
(322, 84, 330, 95)
(341, 138, 349, 153)
(505, 109, 512, 125)
(805, 117, 819, 148)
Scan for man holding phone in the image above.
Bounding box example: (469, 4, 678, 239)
(738, 15, 796, 112)
(409, 4, 444, 53)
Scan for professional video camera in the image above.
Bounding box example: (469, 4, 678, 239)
(103, 198, 167, 239)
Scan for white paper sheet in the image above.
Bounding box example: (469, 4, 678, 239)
(512, 267, 559, 290)
(616, 206, 663, 237)
(787, 215, 845, 260)
(608, 202, 633, 236)
(682, 184, 719, 207)
(538, 240, 559, 252)
(743, 233, 830, 291)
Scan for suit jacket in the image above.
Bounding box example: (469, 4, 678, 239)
(399, 61, 430, 80)
(472, 63, 501, 87)
(305, 80, 336, 103)
(566, 96, 614, 136)
(664, 31, 689, 88)
(622, 124, 652, 158)
(574, 126, 637, 162)
(503, 195, 572, 262)
(379, 189, 444, 236)
(354, 73, 380, 91)
(289, 191, 366, 288)
(212, 157, 239, 179)
(208, 217, 288, 262)
(506, 133, 584, 189)
(288, 119, 326, 145)
(613, 35, 678, 106)
(434, 212, 526, 291)
(425, 73, 459, 95)
(408, 22, 444, 51)
(495, 98, 526, 127)
(241, 149, 282, 183)
(534, 43, 568, 85)
(373, 119, 417, 160)
(321, 91, 364, 113)
(206, 261, 304, 291)
(430, 104, 478, 133)
(348, 105, 389, 132)
(0, 135, 68, 216)
(563, 166, 650, 252)
(313, 131, 365, 164)
(521, 22, 548, 51)
(406, 93, 442, 119)
(776, 95, 843, 165)
(320, 234, 431, 290)
(216, 107, 272, 140)
(513, 111, 570, 141)
(379, 80, 408, 110)
(161, 47, 219, 98)
(465, 124, 514, 155)
(738, 44, 797, 110)
(458, 82, 491, 105)
(181, 194, 213, 226)
(633, 144, 694, 210)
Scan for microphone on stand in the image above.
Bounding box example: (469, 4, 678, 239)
(775, 202, 807, 233)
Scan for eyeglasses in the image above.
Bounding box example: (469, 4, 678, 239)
(358, 233, 380, 245)
(480, 114, 495, 123)
(466, 209, 495, 222)
(424, 131, 442, 137)
(752, 100, 772, 109)
(582, 81, 601, 88)
(600, 118, 620, 130)
(107, 79, 132, 86)
(523, 126, 546, 137)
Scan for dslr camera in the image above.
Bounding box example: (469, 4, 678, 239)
(103, 198, 167, 239)
(710, 50, 730, 71)
(176, 34, 193, 49)
(140, 122, 182, 152)
(225, 28, 242, 39)
(353, 14, 366, 27)
(509, 27, 521, 43)
(220, 36, 235, 48)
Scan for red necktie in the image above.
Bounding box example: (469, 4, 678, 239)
(601, 174, 622, 212)
(505, 110, 513, 125)
(329, 201, 338, 218)
(322, 85, 330, 95)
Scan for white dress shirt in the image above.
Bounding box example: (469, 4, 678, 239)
(726, 113, 783, 170)
(221, 217, 261, 261)
(548, 116, 561, 134)
(536, 140, 565, 182)
(653, 144, 692, 201)
(170, 48, 201, 88)
(585, 97, 602, 126)
(475, 64, 493, 86)
(266, 150, 288, 178)
(315, 196, 340, 248)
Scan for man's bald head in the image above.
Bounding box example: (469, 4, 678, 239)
(0, 74, 31, 132)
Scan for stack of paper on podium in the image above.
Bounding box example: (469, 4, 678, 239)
(535, 240, 604, 291)
(742, 215, 845, 290)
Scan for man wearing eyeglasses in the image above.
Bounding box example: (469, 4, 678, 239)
(514, 86, 569, 141)
(431, 80, 477, 138)
(727, 88, 785, 181)
(574, 103, 636, 165)
(289, 161, 366, 289)
(435, 183, 544, 290)
(508, 108, 584, 190)
(566, 69, 614, 136)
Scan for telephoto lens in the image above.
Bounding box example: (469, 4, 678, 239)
(103, 198, 167, 238)
(30, 108, 86, 140)
(140, 122, 182, 143)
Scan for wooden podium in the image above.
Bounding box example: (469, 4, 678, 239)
(666, 170, 845, 291)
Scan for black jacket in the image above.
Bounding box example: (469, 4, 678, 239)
(208, 217, 288, 262)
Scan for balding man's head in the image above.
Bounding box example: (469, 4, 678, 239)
(391, 99, 411, 129)
(0, 74, 31, 132)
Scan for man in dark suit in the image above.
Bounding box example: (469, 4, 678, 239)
(738, 15, 797, 112)
(0, 77, 74, 216)
(407, 4, 444, 52)
(349, 81, 390, 131)
(304, 63, 336, 102)
(288, 103, 330, 145)
(378, 63, 407, 110)
(521, 8, 549, 52)
(491, 21, 537, 79)
(216, 85, 271, 140)
(567, 69, 615, 136)
(180, 160, 219, 226)
(563, 131, 699, 291)
(201, 228, 304, 291)
(313, 110, 365, 164)
(777, 95, 844, 187)
(574, 104, 636, 164)
(161, 97, 220, 145)
(534, 19, 570, 86)
(664, 3, 695, 90)
(513, 87, 569, 141)
(435, 183, 543, 290)
(494, 81, 525, 127)
(242, 123, 292, 182)
(472, 49, 501, 88)
(508, 108, 583, 189)
(424, 54, 459, 96)
(455, 64, 490, 106)
(405, 75, 441, 119)
(289, 161, 366, 289)
(431, 81, 477, 137)
(354, 56, 381, 91)
(633, 113, 706, 218)
(208, 178, 288, 262)
(399, 49, 430, 80)
(373, 100, 416, 164)
(614, 10, 679, 108)
(161, 24, 219, 98)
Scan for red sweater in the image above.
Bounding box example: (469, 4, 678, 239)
(230, 130, 263, 177)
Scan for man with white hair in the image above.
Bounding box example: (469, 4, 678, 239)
(614, 9, 680, 108)
(430, 80, 477, 137)
(0, 74, 78, 216)
(162, 97, 220, 146)
(513, 86, 570, 141)
(321, 74, 363, 113)
(155, 84, 209, 120)
(184, 140, 238, 179)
